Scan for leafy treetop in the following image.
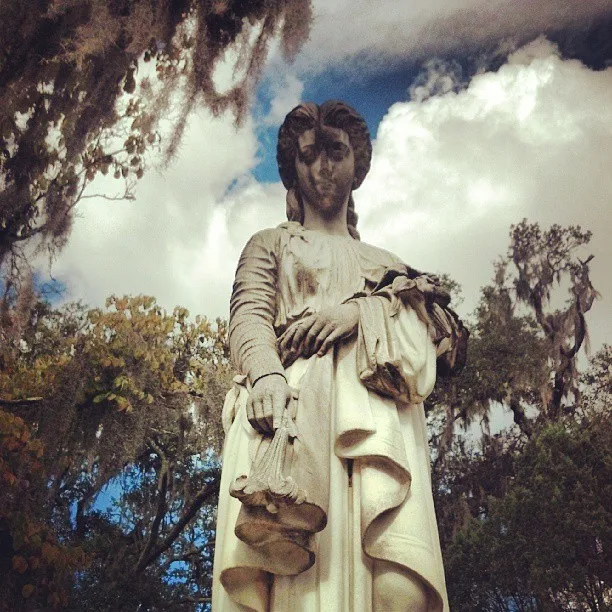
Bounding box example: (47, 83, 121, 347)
(0, 0, 312, 285)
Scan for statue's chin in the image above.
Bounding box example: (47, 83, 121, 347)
(309, 193, 347, 217)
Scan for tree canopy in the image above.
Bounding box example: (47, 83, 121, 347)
(1, 295, 232, 609)
(0, 216, 609, 609)
(0, 0, 312, 287)
(427, 221, 610, 611)
(441, 369, 612, 611)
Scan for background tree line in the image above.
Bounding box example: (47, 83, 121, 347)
(1, 296, 231, 609)
(428, 221, 610, 611)
(1, 222, 609, 611)
(1, 1, 610, 610)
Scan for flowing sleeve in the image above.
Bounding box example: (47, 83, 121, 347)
(229, 229, 284, 385)
(349, 263, 468, 404)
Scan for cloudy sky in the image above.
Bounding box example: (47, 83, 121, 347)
(52, 0, 612, 357)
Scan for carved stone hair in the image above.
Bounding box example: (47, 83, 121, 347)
(277, 100, 372, 240)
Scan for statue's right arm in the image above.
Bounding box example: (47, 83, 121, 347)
(229, 230, 292, 433)
(229, 230, 283, 382)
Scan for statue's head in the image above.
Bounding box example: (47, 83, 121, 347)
(277, 101, 372, 239)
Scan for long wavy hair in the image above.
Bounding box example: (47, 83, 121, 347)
(277, 100, 372, 240)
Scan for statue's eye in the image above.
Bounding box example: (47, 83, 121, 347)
(329, 142, 349, 160)
(298, 146, 317, 164)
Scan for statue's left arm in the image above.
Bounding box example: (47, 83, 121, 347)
(348, 264, 468, 404)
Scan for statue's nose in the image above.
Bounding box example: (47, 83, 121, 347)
(317, 150, 332, 176)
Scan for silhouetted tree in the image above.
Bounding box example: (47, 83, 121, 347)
(427, 222, 608, 611)
(0, 0, 312, 286)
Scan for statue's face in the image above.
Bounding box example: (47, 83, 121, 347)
(294, 125, 355, 216)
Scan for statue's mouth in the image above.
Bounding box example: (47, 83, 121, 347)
(316, 180, 334, 191)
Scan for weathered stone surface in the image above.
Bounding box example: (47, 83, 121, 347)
(212, 101, 467, 612)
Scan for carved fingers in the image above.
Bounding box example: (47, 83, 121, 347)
(303, 317, 331, 356)
(262, 392, 273, 432)
(315, 303, 359, 356)
(278, 316, 312, 355)
(247, 374, 293, 434)
(316, 327, 346, 356)
(278, 303, 359, 360)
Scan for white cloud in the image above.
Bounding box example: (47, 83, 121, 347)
(52, 37, 612, 358)
(262, 68, 304, 126)
(354, 37, 612, 349)
(298, 0, 611, 72)
(408, 58, 464, 103)
(52, 109, 269, 320)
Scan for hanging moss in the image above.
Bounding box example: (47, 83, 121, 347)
(0, 0, 312, 284)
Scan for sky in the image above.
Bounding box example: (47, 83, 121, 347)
(51, 0, 612, 363)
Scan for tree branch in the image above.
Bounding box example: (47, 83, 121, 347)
(80, 192, 135, 201)
(0, 396, 43, 407)
(75, 485, 100, 537)
(509, 396, 533, 438)
(550, 260, 596, 418)
(163, 543, 214, 568)
(135, 471, 220, 572)
(7, 226, 46, 243)
(135, 439, 170, 572)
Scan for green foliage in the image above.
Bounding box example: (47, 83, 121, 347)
(445, 412, 612, 611)
(0, 0, 312, 282)
(0, 410, 88, 610)
(509, 220, 598, 419)
(0, 295, 232, 609)
(429, 220, 597, 456)
(578, 344, 612, 418)
(428, 221, 608, 610)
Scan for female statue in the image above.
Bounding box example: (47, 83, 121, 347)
(212, 101, 467, 611)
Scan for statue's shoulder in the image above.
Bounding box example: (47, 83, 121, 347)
(247, 221, 310, 249)
(356, 238, 404, 267)
(242, 223, 303, 260)
(243, 226, 286, 250)
(248, 222, 301, 241)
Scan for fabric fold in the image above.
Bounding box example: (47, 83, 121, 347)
(351, 295, 437, 405)
(213, 224, 454, 612)
(216, 355, 335, 609)
(333, 320, 447, 611)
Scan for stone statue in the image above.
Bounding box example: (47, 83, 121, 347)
(212, 101, 467, 611)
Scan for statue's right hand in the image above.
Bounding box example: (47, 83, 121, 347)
(247, 374, 294, 434)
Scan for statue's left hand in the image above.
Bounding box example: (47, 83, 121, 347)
(279, 303, 359, 359)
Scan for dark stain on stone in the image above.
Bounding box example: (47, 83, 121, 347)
(295, 264, 318, 295)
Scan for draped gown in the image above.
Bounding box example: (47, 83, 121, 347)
(212, 222, 466, 612)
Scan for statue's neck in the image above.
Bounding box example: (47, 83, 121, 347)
(301, 198, 351, 237)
